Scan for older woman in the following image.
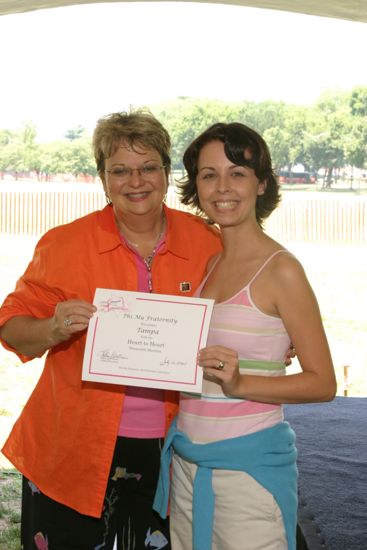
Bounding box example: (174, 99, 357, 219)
(0, 111, 222, 549)
(154, 122, 336, 550)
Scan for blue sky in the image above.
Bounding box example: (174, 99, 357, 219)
(0, 2, 366, 140)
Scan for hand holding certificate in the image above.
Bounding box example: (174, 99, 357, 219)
(82, 289, 214, 393)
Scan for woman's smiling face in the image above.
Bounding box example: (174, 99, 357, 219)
(196, 140, 266, 227)
(103, 142, 168, 220)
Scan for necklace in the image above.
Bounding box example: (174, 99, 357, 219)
(141, 223, 165, 292)
(142, 228, 164, 269)
(121, 216, 166, 292)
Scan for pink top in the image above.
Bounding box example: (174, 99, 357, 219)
(178, 250, 292, 443)
(117, 235, 166, 438)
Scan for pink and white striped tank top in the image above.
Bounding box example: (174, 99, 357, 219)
(178, 250, 291, 443)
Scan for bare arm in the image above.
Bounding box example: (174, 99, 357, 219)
(0, 299, 96, 358)
(199, 257, 336, 404)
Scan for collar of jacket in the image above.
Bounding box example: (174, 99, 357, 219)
(95, 204, 193, 260)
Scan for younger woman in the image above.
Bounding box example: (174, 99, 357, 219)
(154, 122, 336, 550)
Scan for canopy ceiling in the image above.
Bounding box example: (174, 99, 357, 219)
(0, 0, 366, 23)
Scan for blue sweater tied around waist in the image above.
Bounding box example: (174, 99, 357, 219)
(153, 419, 298, 550)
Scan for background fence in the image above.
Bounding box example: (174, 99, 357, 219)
(265, 193, 367, 243)
(0, 183, 366, 243)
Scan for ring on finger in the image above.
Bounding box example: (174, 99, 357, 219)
(217, 360, 225, 370)
(64, 318, 72, 327)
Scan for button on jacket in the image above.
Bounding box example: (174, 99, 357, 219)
(0, 204, 222, 518)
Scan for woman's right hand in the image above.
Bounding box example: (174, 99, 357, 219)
(0, 299, 97, 358)
(50, 299, 97, 343)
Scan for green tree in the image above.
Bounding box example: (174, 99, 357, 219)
(263, 127, 289, 170)
(64, 125, 86, 141)
(0, 141, 24, 177)
(0, 123, 39, 178)
(155, 98, 290, 171)
(39, 137, 95, 179)
(62, 136, 96, 177)
(282, 105, 312, 170)
(349, 86, 367, 117)
(304, 94, 348, 183)
(238, 100, 287, 135)
(344, 86, 367, 171)
(1, 86, 365, 184)
(0, 129, 16, 176)
(39, 141, 66, 179)
(343, 118, 367, 170)
(21, 122, 41, 178)
(154, 97, 239, 170)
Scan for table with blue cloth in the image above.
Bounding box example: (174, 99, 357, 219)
(285, 397, 367, 550)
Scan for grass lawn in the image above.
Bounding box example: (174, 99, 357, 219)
(0, 470, 21, 549)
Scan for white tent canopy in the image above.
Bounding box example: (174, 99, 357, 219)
(0, 0, 366, 23)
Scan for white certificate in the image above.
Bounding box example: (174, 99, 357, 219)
(82, 288, 214, 393)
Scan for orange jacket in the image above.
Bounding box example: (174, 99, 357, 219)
(0, 205, 222, 517)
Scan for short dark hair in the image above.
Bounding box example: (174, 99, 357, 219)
(178, 122, 280, 227)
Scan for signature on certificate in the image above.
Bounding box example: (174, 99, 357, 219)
(98, 349, 128, 363)
(160, 358, 188, 367)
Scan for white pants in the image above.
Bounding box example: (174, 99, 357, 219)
(170, 453, 287, 550)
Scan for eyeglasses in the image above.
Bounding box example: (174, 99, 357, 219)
(105, 163, 166, 182)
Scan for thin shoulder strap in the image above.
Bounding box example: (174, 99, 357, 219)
(247, 249, 290, 287)
(195, 254, 221, 294)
